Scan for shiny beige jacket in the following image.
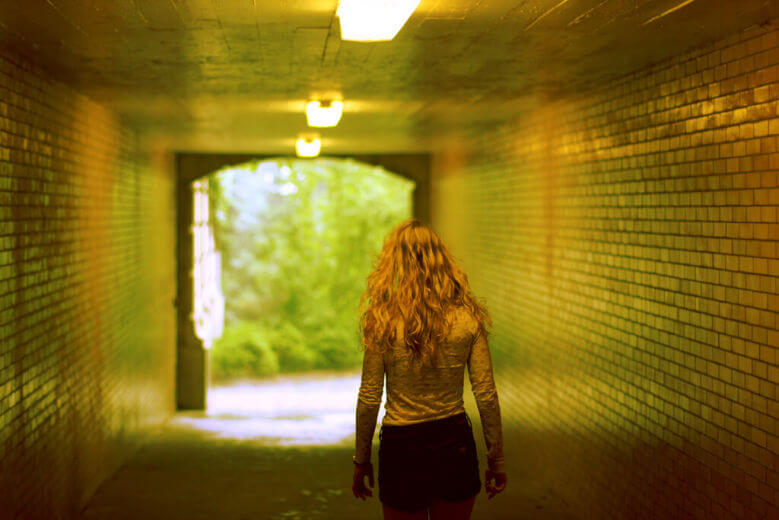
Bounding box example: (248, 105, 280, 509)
(355, 305, 505, 473)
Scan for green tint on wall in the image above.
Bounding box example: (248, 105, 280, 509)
(0, 51, 177, 519)
(208, 158, 414, 381)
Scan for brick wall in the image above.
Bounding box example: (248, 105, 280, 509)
(0, 50, 177, 519)
(435, 21, 778, 520)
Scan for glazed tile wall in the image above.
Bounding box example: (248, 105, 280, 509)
(0, 50, 177, 519)
(435, 21, 778, 520)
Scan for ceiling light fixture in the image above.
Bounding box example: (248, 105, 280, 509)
(306, 100, 343, 127)
(336, 0, 421, 41)
(296, 135, 322, 158)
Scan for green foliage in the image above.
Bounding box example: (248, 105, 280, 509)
(210, 322, 279, 379)
(265, 321, 318, 372)
(209, 158, 413, 382)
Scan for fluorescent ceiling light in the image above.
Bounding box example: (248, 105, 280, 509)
(336, 0, 421, 41)
(296, 136, 321, 158)
(306, 100, 343, 127)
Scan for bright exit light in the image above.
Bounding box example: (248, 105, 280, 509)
(180, 374, 374, 445)
(296, 136, 321, 158)
(336, 0, 421, 41)
(306, 100, 343, 127)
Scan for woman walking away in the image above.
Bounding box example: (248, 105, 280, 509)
(351, 218, 507, 520)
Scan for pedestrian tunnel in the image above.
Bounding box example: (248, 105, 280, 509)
(0, 2, 777, 520)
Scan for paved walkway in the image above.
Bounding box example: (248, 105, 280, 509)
(80, 373, 579, 520)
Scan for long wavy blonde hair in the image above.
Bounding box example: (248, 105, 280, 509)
(360, 218, 490, 360)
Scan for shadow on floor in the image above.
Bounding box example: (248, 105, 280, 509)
(80, 372, 580, 519)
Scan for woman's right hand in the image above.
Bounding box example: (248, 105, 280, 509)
(485, 470, 507, 499)
(352, 462, 374, 500)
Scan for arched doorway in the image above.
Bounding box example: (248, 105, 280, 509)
(175, 153, 430, 410)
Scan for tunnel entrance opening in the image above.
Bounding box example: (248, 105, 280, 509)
(176, 153, 431, 413)
(177, 156, 422, 446)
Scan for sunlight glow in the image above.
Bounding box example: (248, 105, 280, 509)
(336, 0, 421, 41)
(306, 100, 343, 127)
(191, 179, 225, 349)
(175, 373, 385, 446)
(278, 183, 298, 195)
(296, 136, 322, 158)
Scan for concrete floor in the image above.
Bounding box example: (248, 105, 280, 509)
(79, 373, 579, 520)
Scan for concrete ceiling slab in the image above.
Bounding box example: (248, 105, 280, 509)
(1, 0, 777, 153)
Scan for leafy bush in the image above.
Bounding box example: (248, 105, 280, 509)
(265, 321, 319, 372)
(312, 328, 363, 369)
(210, 322, 279, 381)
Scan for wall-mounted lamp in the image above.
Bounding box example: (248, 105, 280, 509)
(336, 0, 421, 41)
(306, 100, 343, 127)
(296, 135, 322, 158)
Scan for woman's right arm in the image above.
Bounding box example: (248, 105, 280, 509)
(354, 344, 385, 465)
(467, 327, 506, 474)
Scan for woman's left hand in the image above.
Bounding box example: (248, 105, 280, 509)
(352, 462, 374, 500)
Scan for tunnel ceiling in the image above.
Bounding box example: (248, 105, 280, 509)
(2, 0, 777, 153)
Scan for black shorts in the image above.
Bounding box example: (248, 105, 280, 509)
(378, 412, 481, 512)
